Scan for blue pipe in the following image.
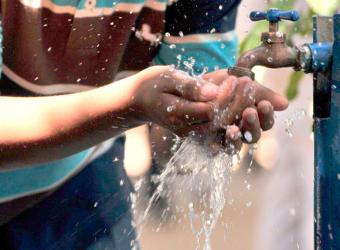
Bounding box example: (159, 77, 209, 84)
(308, 42, 333, 73)
(314, 14, 340, 250)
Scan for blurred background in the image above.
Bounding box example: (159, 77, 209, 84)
(123, 1, 339, 249)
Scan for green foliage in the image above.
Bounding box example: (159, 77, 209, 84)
(285, 71, 304, 100)
(239, 22, 267, 54)
(305, 0, 340, 15)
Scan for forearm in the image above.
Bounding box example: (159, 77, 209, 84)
(0, 73, 144, 169)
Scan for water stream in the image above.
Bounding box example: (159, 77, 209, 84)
(134, 134, 235, 250)
(131, 61, 309, 249)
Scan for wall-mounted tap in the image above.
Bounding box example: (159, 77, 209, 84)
(229, 9, 300, 80)
(231, 10, 340, 250)
(228, 9, 332, 80)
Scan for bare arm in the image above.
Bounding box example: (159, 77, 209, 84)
(0, 66, 219, 169)
(0, 72, 142, 168)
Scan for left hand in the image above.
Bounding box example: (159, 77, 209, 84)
(202, 69, 288, 152)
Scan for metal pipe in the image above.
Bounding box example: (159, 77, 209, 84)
(314, 14, 340, 250)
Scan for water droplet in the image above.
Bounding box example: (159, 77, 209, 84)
(276, 31, 283, 38)
(120, 180, 124, 186)
(93, 202, 98, 208)
(188, 202, 194, 209)
(218, 5, 223, 10)
(167, 106, 175, 112)
(284, 109, 307, 137)
(244, 131, 253, 142)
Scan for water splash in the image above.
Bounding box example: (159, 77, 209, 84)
(135, 134, 234, 250)
(133, 60, 240, 249)
(284, 109, 307, 137)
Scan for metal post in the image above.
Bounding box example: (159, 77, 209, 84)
(314, 15, 340, 250)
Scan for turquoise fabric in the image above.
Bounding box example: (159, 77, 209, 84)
(51, 0, 165, 9)
(155, 34, 239, 73)
(0, 149, 92, 202)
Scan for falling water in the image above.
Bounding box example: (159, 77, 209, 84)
(133, 133, 235, 250)
(284, 109, 307, 137)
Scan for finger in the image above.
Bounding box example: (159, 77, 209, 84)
(213, 76, 238, 109)
(225, 125, 243, 153)
(257, 100, 275, 131)
(164, 70, 219, 102)
(161, 94, 214, 126)
(241, 108, 261, 144)
(219, 77, 255, 126)
(252, 81, 289, 111)
(202, 69, 230, 85)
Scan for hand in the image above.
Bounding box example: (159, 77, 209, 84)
(132, 66, 219, 136)
(203, 69, 288, 152)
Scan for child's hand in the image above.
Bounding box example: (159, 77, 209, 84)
(203, 69, 288, 150)
(132, 66, 219, 136)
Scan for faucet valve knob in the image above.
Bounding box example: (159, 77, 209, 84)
(250, 9, 300, 23)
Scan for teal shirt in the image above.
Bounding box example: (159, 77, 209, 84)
(0, 0, 240, 203)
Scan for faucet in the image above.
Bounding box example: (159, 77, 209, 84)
(230, 9, 340, 250)
(229, 9, 302, 80)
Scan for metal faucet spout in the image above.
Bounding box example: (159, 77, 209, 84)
(236, 43, 298, 70)
(228, 9, 301, 80)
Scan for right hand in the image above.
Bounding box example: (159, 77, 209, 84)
(132, 66, 219, 136)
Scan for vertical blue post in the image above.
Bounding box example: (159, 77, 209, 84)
(314, 14, 340, 250)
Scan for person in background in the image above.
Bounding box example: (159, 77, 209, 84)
(0, 0, 287, 249)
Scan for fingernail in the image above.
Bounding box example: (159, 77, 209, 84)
(244, 131, 253, 143)
(262, 104, 270, 114)
(247, 112, 257, 123)
(201, 84, 218, 99)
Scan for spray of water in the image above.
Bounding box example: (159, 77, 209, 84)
(132, 60, 238, 250)
(284, 109, 307, 137)
(135, 134, 234, 250)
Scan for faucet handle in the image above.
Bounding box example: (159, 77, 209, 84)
(250, 9, 300, 23)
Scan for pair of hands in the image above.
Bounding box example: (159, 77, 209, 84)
(133, 66, 288, 151)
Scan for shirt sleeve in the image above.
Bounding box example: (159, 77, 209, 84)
(155, 0, 241, 73)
